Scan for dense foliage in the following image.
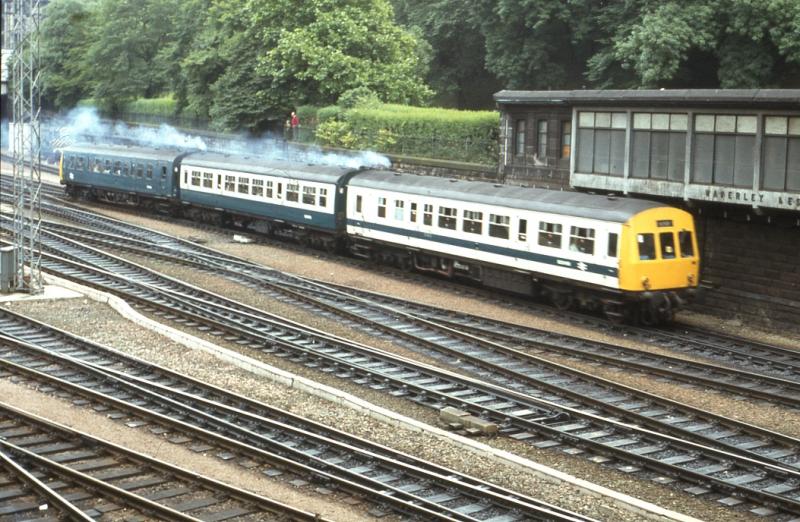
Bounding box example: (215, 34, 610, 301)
(41, 0, 799, 128)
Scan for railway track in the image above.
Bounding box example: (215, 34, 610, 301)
(0, 402, 329, 521)
(0, 322, 592, 522)
(3, 218, 800, 517)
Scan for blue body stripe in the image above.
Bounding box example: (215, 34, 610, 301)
(183, 190, 339, 231)
(348, 219, 618, 278)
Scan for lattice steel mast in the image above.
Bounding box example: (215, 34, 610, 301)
(10, 0, 42, 293)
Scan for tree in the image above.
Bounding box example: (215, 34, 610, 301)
(85, 0, 180, 112)
(587, 0, 800, 88)
(393, 0, 502, 109)
(40, 0, 97, 110)
(182, 0, 432, 131)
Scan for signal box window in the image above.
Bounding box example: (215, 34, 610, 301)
(679, 231, 694, 257)
(319, 188, 327, 207)
(561, 121, 572, 158)
(394, 200, 404, 220)
(410, 202, 418, 222)
(438, 206, 457, 229)
(203, 172, 213, 188)
(377, 197, 387, 218)
(463, 210, 483, 234)
(638, 233, 656, 260)
(303, 186, 316, 205)
(286, 183, 299, 202)
(569, 226, 595, 254)
(660, 232, 676, 259)
(489, 214, 510, 239)
(423, 204, 433, 226)
(607, 233, 618, 257)
(251, 179, 264, 196)
(537, 120, 548, 158)
(518, 219, 527, 241)
(538, 222, 562, 248)
(515, 120, 526, 156)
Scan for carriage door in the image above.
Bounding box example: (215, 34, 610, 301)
(517, 218, 530, 251)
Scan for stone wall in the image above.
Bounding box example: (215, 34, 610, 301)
(692, 214, 800, 332)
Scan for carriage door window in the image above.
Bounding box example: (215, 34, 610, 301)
(679, 231, 695, 257)
(410, 202, 417, 222)
(518, 219, 527, 241)
(660, 232, 676, 259)
(638, 233, 656, 260)
(161, 166, 168, 180)
(183, 169, 188, 184)
(355, 195, 362, 213)
(423, 204, 433, 226)
(277, 183, 283, 198)
(377, 197, 387, 218)
(607, 233, 618, 257)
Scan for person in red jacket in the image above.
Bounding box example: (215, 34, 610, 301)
(289, 111, 300, 140)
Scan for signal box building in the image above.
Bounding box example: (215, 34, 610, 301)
(494, 89, 800, 330)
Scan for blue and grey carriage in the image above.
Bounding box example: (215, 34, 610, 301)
(177, 152, 360, 249)
(59, 144, 187, 210)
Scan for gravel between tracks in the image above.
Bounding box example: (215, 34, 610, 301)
(6, 202, 799, 521)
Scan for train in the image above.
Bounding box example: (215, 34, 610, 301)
(59, 144, 700, 324)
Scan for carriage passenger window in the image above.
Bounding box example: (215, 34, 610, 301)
(569, 226, 595, 254)
(136, 165, 144, 178)
(122, 164, 129, 176)
(438, 206, 457, 230)
(93, 159, 102, 172)
(679, 231, 694, 257)
(224, 175, 235, 192)
(423, 204, 433, 226)
(356, 195, 362, 213)
(78, 157, 85, 169)
(251, 179, 264, 196)
(203, 172, 213, 188)
(538, 222, 562, 248)
(518, 219, 527, 241)
(319, 188, 327, 207)
(394, 200, 404, 220)
(113, 161, 121, 175)
(103, 160, 111, 174)
(286, 183, 299, 202)
(607, 233, 618, 257)
(238, 177, 250, 194)
(377, 197, 387, 218)
(266, 181, 274, 198)
(410, 203, 417, 222)
(303, 186, 316, 205)
(146, 165, 153, 179)
(191, 171, 201, 186)
(638, 233, 656, 260)
(489, 214, 510, 239)
(463, 210, 482, 234)
(660, 232, 676, 259)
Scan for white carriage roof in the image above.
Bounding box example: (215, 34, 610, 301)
(350, 170, 667, 222)
(182, 152, 356, 184)
(62, 144, 183, 162)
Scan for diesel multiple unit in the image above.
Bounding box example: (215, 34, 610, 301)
(59, 144, 700, 324)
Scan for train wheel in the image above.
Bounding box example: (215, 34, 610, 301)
(639, 302, 660, 326)
(552, 292, 574, 311)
